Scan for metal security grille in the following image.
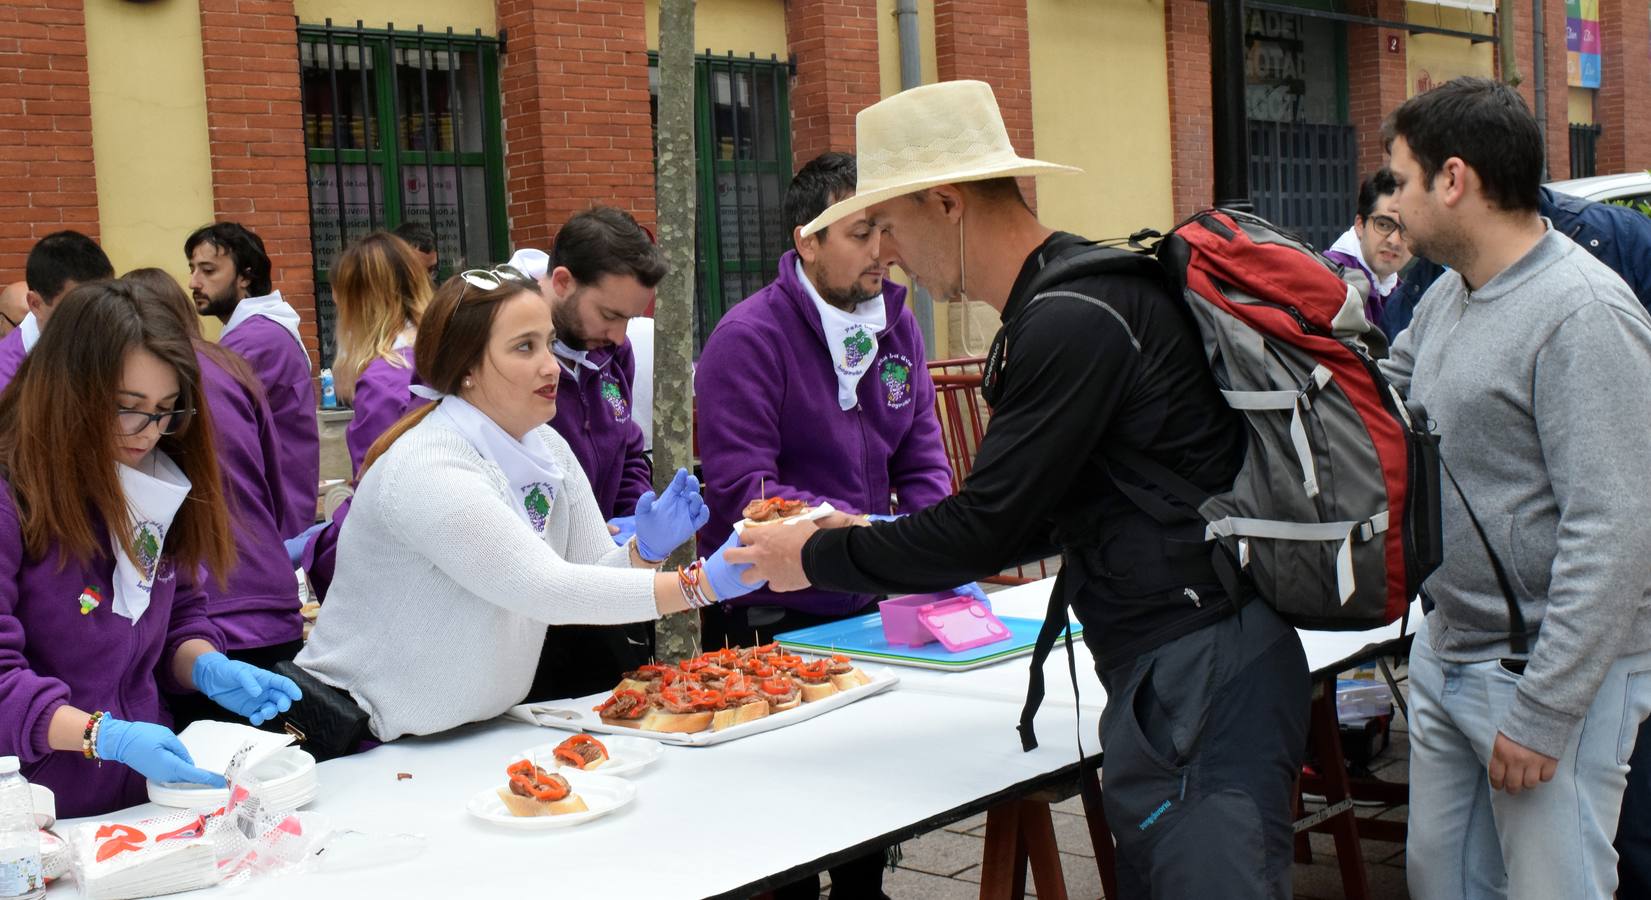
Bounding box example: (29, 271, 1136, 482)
(1570, 124, 1602, 179)
(1248, 120, 1359, 253)
(298, 21, 509, 367)
(650, 52, 793, 350)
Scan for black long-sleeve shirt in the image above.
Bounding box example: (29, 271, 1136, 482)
(801, 233, 1247, 666)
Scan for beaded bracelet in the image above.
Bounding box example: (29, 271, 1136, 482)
(82, 710, 106, 760)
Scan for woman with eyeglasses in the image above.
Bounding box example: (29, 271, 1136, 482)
(122, 269, 309, 728)
(295, 232, 433, 602)
(292, 268, 762, 751)
(0, 280, 300, 816)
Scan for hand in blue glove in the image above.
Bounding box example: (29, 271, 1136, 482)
(284, 522, 327, 566)
(952, 582, 990, 604)
(607, 514, 637, 547)
(193, 652, 303, 726)
(702, 530, 766, 602)
(865, 513, 903, 523)
(97, 716, 225, 788)
(634, 468, 710, 562)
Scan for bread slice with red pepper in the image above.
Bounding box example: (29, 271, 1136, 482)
(711, 675, 771, 730)
(634, 687, 715, 733)
(759, 675, 802, 712)
(795, 660, 839, 702)
(826, 655, 872, 691)
(499, 762, 589, 816)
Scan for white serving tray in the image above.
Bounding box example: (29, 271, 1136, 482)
(505, 666, 898, 746)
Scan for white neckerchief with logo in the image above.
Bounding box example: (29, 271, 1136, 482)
(798, 261, 886, 411)
(220, 290, 306, 353)
(553, 340, 601, 383)
(1330, 228, 1400, 298)
(18, 312, 41, 355)
(430, 395, 565, 536)
(111, 452, 192, 624)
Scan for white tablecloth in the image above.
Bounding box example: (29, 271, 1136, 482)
(52, 578, 1416, 898)
(55, 688, 1099, 899)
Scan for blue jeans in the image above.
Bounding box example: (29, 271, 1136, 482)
(1407, 613, 1651, 900)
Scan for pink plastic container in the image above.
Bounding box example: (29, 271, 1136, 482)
(879, 591, 998, 648)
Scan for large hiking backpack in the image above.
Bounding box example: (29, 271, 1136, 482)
(1014, 209, 1443, 751)
(1024, 208, 1444, 631)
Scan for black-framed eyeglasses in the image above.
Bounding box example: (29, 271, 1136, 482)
(1367, 214, 1404, 237)
(0, 310, 17, 329)
(116, 407, 194, 436)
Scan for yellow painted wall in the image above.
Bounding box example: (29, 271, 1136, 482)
(876, 0, 939, 98)
(85, 0, 217, 334)
(295, 0, 495, 35)
(644, 0, 789, 57)
(1568, 87, 1595, 124)
(1028, 0, 1174, 239)
(1404, 3, 1495, 96)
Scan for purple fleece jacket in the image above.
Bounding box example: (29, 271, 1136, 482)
(221, 314, 319, 538)
(547, 341, 652, 518)
(302, 348, 421, 601)
(695, 251, 953, 616)
(0, 328, 23, 394)
(199, 350, 303, 651)
(0, 478, 225, 817)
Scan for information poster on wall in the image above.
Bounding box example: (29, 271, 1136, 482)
(1567, 0, 1602, 88)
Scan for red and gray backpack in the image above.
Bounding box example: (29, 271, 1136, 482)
(1016, 208, 1442, 749)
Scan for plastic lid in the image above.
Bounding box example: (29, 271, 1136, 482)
(0, 755, 18, 775)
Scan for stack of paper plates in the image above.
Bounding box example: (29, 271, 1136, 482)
(148, 746, 318, 810)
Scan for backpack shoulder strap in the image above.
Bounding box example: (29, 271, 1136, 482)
(1024, 245, 1164, 307)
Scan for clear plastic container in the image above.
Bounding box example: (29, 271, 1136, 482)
(0, 756, 43, 900)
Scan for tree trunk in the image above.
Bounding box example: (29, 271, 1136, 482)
(651, 0, 700, 663)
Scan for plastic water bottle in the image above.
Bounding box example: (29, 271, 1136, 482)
(320, 368, 338, 409)
(0, 757, 43, 900)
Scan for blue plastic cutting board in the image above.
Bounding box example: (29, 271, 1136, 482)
(776, 612, 1081, 671)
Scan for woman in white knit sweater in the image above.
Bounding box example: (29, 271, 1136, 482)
(295, 267, 760, 748)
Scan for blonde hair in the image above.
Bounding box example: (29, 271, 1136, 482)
(332, 231, 431, 403)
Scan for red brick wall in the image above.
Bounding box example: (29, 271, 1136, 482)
(1165, 0, 1213, 219)
(1346, 0, 1409, 179)
(1597, 0, 1651, 174)
(199, 0, 317, 369)
(498, 0, 656, 252)
(934, 0, 1036, 208)
(0, 0, 98, 279)
(786, 0, 881, 171)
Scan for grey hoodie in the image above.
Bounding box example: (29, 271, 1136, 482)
(1382, 225, 1651, 759)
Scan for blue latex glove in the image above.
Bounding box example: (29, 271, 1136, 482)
(607, 514, 637, 547)
(634, 468, 710, 562)
(284, 522, 326, 566)
(866, 514, 903, 523)
(953, 582, 990, 604)
(193, 652, 303, 726)
(97, 716, 225, 788)
(703, 530, 766, 602)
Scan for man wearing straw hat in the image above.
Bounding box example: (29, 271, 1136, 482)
(732, 80, 1310, 898)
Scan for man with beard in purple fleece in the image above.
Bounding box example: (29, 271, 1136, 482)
(517, 207, 668, 703)
(695, 149, 955, 900)
(186, 222, 320, 541)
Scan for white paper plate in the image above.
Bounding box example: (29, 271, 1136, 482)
(147, 747, 318, 808)
(467, 771, 636, 830)
(516, 735, 663, 778)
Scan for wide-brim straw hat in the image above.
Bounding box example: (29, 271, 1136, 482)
(801, 80, 1082, 237)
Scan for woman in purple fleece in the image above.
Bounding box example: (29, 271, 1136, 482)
(299, 232, 432, 600)
(0, 281, 298, 816)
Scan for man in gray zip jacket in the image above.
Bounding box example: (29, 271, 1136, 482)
(1380, 77, 1651, 900)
